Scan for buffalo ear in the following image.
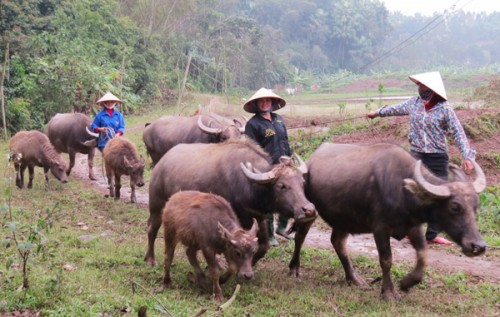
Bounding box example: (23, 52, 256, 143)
(233, 118, 243, 128)
(404, 179, 435, 203)
(218, 222, 237, 245)
(124, 156, 132, 169)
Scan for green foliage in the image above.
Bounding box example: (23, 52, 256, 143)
(378, 83, 385, 107)
(478, 187, 500, 246)
(337, 101, 346, 117)
(5, 98, 35, 134)
(365, 98, 374, 112)
(289, 130, 330, 159)
(2, 0, 164, 133)
(1, 164, 58, 290)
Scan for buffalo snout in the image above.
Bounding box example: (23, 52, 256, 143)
(136, 181, 145, 187)
(463, 241, 486, 257)
(295, 203, 317, 222)
(239, 271, 254, 280)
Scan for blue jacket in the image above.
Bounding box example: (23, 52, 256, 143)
(91, 109, 125, 149)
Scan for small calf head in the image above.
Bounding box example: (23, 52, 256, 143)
(50, 159, 69, 183)
(124, 156, 145, 187)
(218, 218, 259, 280)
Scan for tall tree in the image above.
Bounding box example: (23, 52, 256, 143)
(0, 0, 56, 136)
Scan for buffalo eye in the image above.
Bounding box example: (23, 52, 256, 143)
(235, 250, 242, 258)
(276, 182, 286, 191)
(449, 202, 462, 214)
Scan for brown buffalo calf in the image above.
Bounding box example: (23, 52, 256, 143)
(9, 130, 68, 190)
(162, 191, 258, 302)
(102, 137, 145, 203)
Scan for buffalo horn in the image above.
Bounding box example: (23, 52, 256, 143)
(240, 162, 276, 184)
(471, 160, 487, 193)
(197, 115, 221, 135)
(85, 126, 99, 138)
(249, 218, 259, 237)
(413, 160, 450, 198)
(235, 117, 248, 133)
(293, 153, 308, 174)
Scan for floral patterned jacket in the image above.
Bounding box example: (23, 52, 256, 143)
(378, 96, 475, 161)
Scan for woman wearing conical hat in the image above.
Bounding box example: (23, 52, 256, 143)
(90, 92, 125, 151)
(243, 88, 293, 247)
(367, 71, 476, 245)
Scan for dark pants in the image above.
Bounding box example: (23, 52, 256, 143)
(410, 151, 448, 241)
(267, 213, 290, 238)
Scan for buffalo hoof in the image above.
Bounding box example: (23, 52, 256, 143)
(399, 273, 423, 292)
(162, 281, 172, 290)
(144, 257, 156, 266)
(288, 267, 301, 277)
(347, 273, 367, 286)
(213, 293, 224, 303)
(381, 289, 401, 301)
(187, 272, 208, 289)
(89, 175, 97, 181)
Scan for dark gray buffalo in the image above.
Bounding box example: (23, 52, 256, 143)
(290, 143, 487, 300)
(46, 113, 98, 180)
(145, 139, 317, 266)
(142, 114, 245, 164)
(9, 130, 69, 190)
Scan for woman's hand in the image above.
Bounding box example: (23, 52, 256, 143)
(367, 111, 378, 119)
(462, 160, 474, 175)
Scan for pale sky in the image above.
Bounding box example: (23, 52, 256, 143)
(380, 0, 500, 16)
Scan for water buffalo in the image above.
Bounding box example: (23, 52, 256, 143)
(145, 138, 317, 266)
(162, 190, 258, 302)
(102, 137, 145, 203)
(46, 113, 98, 180)
(9, 130, 69, 190)
(142, 114, 245, 164)
(290, 143, 486, 300)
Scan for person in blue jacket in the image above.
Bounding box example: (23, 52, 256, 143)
(91, 92, 125, 151)
(243, 88, 293, 247)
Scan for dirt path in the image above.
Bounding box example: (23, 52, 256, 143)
(71, 153, 500, 284)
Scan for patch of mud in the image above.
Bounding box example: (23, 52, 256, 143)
(304, 227, 500, 284)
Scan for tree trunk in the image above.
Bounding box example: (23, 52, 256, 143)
(175, 52, 192, 114)
(1, 40, 9, 141)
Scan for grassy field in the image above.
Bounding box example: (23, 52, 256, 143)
(1, 86, 499, 316)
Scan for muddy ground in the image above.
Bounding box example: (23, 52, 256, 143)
(70, 105, 500, 284)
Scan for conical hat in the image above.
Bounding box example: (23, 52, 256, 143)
(409, 71, 447, 100)
(243, 88, 286, 113)
(97, 92, 122, 104)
